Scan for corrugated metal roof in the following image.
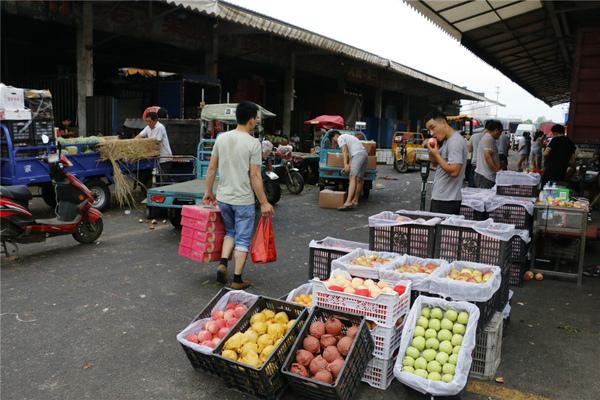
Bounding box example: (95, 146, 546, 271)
(168, 0, 501, 105)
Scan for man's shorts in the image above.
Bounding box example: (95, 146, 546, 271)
(350, 151, 368, 178)
(218, 202, 255, 252)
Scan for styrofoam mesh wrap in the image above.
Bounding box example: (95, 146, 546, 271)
(378, 255, 449, 292)
(485, 195, 535, 215)
(460, 197, 486, 212)
(443, 217, 530, 242)
(430, 261, 502, 302)
(396, 209, 464, 220)
(369, 211, 441, 227)
(308, 237, 369, 252)
(495, 171, 541, 187)
(285, 282, 314, 303)
(331, 248, 402, 279)
(176, 290, 259, 354)
(461, 188, 495, 200)
(393, 296, 480, 396)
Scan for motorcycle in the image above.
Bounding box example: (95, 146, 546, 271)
(273, 145, 304, 194)
(1, 135, 103, 256)
(260, 140, 281, 205)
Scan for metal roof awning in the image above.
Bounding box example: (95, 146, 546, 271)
(168, 0, 501, 105)
(405, 0, 600, 106)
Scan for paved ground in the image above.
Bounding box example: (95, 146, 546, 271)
(2, 164, 599, 400)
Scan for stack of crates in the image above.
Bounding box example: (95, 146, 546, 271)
(178, 205, 224, 262)
(308, 237, 369, 280)
(368, 211, 437, 258)
(470, 312, 503, 380)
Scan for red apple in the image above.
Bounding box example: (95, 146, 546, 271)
(226, 303, 236, 311)
(393, 285, 406, 296)
(201, 340, 216, 348)
(535, 272, 544, 281)
(233, 304, 247, 318)
(186, 334, 199, 343)
(217, 327, 230, 339)
(215, 319, 227, 329)
(205, 321, 220, 335)
(211, 310, 224, 320)
(329, 285, 345, 292)
(197, 330, 212, 342)
(223, 310, 235, 321)
(212, 337, 221, 346)
(226, 317, 238, 328)
(524, 271, 534, 281)
(355, 288, 370, 297)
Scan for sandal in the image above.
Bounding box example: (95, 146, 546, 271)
(337, 204, 354, 211)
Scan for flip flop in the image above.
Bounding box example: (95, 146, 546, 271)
(338, 205, 354, 211)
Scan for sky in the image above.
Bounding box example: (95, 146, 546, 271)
(226, 0, 568, 123)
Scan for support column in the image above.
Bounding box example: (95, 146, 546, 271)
(76, 2, 93, 136)
(374, 87, 383, 141)
(205, 23, 219, 79)
(282, 53, 295, 137)
(402, 95, 411, 131)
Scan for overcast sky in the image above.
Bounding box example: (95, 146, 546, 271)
(227, 0, 568, 123)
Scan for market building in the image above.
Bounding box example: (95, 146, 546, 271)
(1, 0, 497, 149)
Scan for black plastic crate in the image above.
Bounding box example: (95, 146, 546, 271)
(459, 205, 488, 221)
(32, 119, 54, 144)
(487, 204, 533, 230)
(213, 296, 308, 400)
(410, 290, 438, 306)
(509, 262, 526, 287)
(509, 236, 529, 263)
(180, 287, 232, 374)
(281, 307, 374, 400)
(495, 266, 511, 312)
(369, 224, 436, 258)
(434, 224, 511, 269)
(309, 247, 352, 280)
(3, 120, 33, 145)
(496, 185, 539, 198)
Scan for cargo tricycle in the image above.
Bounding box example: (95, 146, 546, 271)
(391, 131, 425, 173)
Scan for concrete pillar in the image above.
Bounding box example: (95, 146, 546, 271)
(282, 53, 295, 137)
(374, 87, 383, 141)
(76, 2, 93, 136)
(402, 95, 411, 131)
(205, 23, 219, 79)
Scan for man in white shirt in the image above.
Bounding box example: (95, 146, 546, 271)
(136, 111, 173, 183)
(330, 131, 368, 210)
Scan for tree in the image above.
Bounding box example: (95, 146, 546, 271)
(536, 116, 547, 124)
(523, 118, 533, 124)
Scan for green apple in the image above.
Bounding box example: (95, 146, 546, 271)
(421, 307, 431, 318)
(425, 328, 437, 339)
(428, 318, 441, 331)
(417, 316, 429, 329)
(437, 329, 452, 342)
(427, 360, 442, 373)
(414, 326, 426, 337)
(451, 334, 463, 346)
(403, 356, 415, 367)
(414, 369, 428, 379)
(440, 318, 453, 331)
(431, 307, 443, 320)
(444, 309, 458, 322)
(457, 311, 469, 325)
(414, 357, 428, 370)
(442, 363, 455, 375)
(422, 349, 437, 362)
(452, 323, 465, 335)
(425, 338, 439, 350)
(449, 354, 458, 365)
(435, 352, 449, 365)
(439, 340, 453, 355)
(442, 373, 454, 383)
(452, 345, 461, 355)
(406, 346, 420, 359)
(403, 366, 414, 373)
(412, 336, 426, 351)
(428, 371, 442, 381)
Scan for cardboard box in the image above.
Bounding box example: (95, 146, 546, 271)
(367, 156, 377, 170)
(319, 189, 346, 209)
(0, 108, 32, 121)
(362, 141, 377, 156)
(0, 84, 25, 110)
(326, 152, 345, 168)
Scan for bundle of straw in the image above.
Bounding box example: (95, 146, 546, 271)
(97, 139, 160, 208)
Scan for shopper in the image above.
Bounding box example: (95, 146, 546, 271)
(497, 130, 510, 170)
(203, 101, 274, 289)
(517, 131, 531, 171)
(474, 120, 502, 188)
(467, 130, 483, 187)
(424, 110, 468, 215)
(330, 131, 368, 211)
(542, 124, 576, 186)
(530, 130, 544, 171)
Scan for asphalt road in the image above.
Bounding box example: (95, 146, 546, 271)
(2, 165, 599, 400)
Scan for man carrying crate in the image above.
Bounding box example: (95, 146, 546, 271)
(203, 101, 274, 289)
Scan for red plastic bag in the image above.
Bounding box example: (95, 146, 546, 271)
(250, 216, 277, 263)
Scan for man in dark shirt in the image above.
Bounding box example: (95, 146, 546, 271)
(542, 124, 576, 186)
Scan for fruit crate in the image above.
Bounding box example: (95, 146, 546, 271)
(368, 318, 405, 359)
(312, 278, 411, 328)
(509, 235, 529, 263)
(281, 307, 374, 400)
(368, 213, 437, 257)
(509, 262, 526, 287)
(495, 266, 511, 312)
(395, 209, 462, 220)
(496, 185, 539, 198)
(487, 203, 533, 230)
(179, 288, 232, 374)
(459, 205, 487, 221)
(470, 312, 503, 380)
(362, 353, 397, 390)
(309, 238, 369, 280)
(213, 297, 308, 400)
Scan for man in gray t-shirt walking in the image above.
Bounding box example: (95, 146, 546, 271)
(475, 120, 503, 189)
(424, 111, 468, 215)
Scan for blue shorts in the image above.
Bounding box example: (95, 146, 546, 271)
(218, 202, 255, 252)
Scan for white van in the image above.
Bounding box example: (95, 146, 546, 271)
(511, 124, 536, 149)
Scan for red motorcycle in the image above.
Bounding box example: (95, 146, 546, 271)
(1, 148, 103, 255)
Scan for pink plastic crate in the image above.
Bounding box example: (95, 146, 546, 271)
(180, 235, 223, 254)
(178, 245, 222, 262)
(181, 216, 224, 232)
(181, 205, 222, 222)
(181, 226, 224, 243)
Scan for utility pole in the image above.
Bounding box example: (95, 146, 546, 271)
(495, 86, 500, 118)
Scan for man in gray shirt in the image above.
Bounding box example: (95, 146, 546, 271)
(467, 131, 483, 187)
(496, 131, 510, 170)
(475, 120, 502, 188)
(424, 111, 468, 215)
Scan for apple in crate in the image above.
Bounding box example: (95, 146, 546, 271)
(351, 254, 393, 267)
(448, 267, 493, 284)
(396, 262, 439, 275)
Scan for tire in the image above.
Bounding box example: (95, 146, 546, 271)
(72, 218, 104, 244)
(394, 158, 408, 173)
(168, 208, 182, 229)
(41, 184, 57, 208)
(264, 179, 281, 205)
(85, 179, 111, 212)
(286, 171, 304, 194)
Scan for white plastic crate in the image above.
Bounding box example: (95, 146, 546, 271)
(362, 355, 396, 390)
(312, 277, 411, 328)
(370, 319, 404, 359)
(470, 312, 503, 380)
(331, 248, 402, 279)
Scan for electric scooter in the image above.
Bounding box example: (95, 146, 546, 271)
(0, 135, 103, 256)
